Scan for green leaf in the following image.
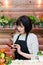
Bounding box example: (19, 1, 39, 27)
(6, 57, 12, 65)
(0, 52, 5, 58)
(37, 51, 42, 56)
(28, 15, 40, 24)
(1, 15, 5, 19)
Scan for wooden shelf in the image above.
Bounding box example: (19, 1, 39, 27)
(31, 28, 43, 34)
(0, 28, 43, 33)
(32, 28, 43, 31)
(0, 28, 15, 33)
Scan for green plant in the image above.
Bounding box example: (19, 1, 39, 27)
(39, 22, 43, 28)
(0, 16, 8, 27)
(0, 48, 12, 65)
(6, 57, 12, 65)
(7, 18, 15, 28)
(28, 15, 40, 24)
(0, 19, 8, 27)
(0, 15, 16, 28)
(37, 51, 42, 56)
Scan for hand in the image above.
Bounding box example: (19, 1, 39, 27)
(6, 43, 14, 49)
(15, 44, 21, 54)
(11, 48, 16, 52)
(6, 43, 15, 49)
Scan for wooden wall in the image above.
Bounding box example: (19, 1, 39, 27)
(0, 0, 43, 18)
(0, 0, 43, 50)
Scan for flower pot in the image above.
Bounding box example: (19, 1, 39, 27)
(39, 23, 43, 28)
(5, 24, 9, 28)
(0, 24, 3, 28)
(32, 24, 35, 28)
(9, 23, 13, 28)
(34, 23, 39, 28)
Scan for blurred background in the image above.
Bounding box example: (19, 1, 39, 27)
(0, 0, 43, 53)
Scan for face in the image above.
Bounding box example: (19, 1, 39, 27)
(16, 23, 25, 34)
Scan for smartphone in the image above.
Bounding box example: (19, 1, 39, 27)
(6, 43, 14, 49)
(14, 44, 16, 47)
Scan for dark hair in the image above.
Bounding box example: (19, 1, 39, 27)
(16, 15, 32, 34)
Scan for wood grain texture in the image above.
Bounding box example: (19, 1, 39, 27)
(0, 0, 43, 10)
(0, 0, 43, 18)
(0, 12, 43, 18)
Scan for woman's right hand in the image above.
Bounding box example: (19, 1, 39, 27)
(6, 43, 16, 52)
(6, 43, 14, 49)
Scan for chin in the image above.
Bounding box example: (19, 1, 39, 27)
(20, 32, 24, 34)
(18, 31, 24, 34)
(19, 33, 22, 34)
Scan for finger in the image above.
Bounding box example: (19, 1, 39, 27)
(11, 49, 16, 52)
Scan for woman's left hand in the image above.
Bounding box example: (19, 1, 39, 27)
(15, 44, 21, 54)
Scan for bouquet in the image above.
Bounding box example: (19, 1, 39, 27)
(0, 47, 13, 65)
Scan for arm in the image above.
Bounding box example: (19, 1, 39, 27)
(27, 34, 39, 58)
(30, 34, 39, 55)
(7, 33, 19, 52)
(15, 44, 34, 59)
(18, 51, 33, 59)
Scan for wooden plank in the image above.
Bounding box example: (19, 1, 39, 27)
(0, 0, 43, 12)
(0, 12, 43, 18)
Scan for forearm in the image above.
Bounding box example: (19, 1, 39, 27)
(19, 51, 33, 59)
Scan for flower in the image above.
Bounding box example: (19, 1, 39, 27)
(38, 14, 43, 22)
(0, 48, 12, 65)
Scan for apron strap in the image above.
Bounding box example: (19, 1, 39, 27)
(15, 34, 21, 43)
(15, 33, 28, 43)
(25, 33, 28, 42)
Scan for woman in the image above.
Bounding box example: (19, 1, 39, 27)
(13, 15, 39, 60)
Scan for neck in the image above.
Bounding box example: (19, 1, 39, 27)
(20, 32, 26, 35)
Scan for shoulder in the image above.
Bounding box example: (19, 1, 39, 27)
(27, 33, 38, 41)
(27, 33, 38, 48)
(28, 33, 37, 38)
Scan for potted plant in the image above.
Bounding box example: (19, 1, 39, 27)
(37, 51, 43, 61)
(7, 18, 15, 28)
(38, 14, 43, 28)
(0, 19, 8, 28)
(0, 15, 16, 28)
(39, 22, 43, 28)
(28, 15, 40, 28)
(5, 17, 16, 28)
(0, 16, 8, 28)
(34, 17, 40, 28)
